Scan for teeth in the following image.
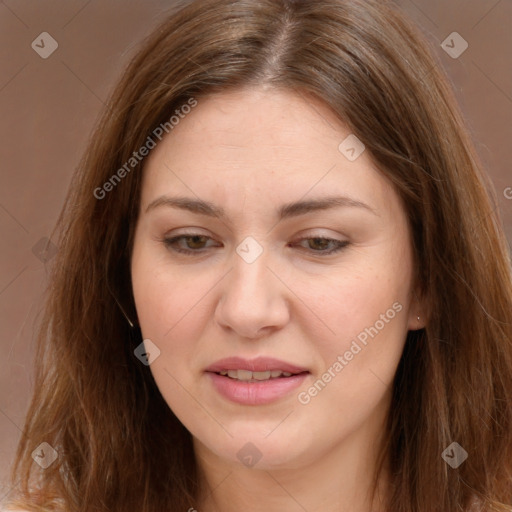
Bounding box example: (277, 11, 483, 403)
(252, 371, 271, 380)
(219, 369, 296, 381)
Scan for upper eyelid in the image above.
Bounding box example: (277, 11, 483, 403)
(163, 233, 347, 243)
(164, 227, 348, 239)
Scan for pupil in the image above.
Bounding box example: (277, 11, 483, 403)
(188, 236, 205, 248)
(310, 238, 328, 250)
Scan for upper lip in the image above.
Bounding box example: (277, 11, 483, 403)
(205, 356, 309, 374)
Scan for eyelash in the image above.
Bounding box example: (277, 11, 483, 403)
(162, 233, 349, 256)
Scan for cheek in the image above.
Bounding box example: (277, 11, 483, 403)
(296, 244, 413, 406)
(130, 247, 223, 386)
(291, 273, 409, 445)
(300, 264, 410, 356)
(131, 241, 204, 338)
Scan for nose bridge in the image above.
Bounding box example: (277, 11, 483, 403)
(229, 237, 274, 304)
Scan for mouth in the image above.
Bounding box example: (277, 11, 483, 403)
(205, 356, 309, 378)
(212, 369, 308, 382)
(205, 357, 310, 405)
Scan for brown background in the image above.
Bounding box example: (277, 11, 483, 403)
(1, 0, 511, 502)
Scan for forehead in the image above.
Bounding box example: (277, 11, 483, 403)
(140, 86, 401, 223)
(152, 87, 347, 159)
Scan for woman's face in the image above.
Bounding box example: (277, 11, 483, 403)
(131, 87, 423, 471)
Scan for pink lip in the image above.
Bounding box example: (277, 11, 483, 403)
(207, 373, 308, 405)
(205, 356, 310, 405)
(205, 356, 308, 374)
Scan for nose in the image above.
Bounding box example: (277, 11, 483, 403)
(214, 247, 290, 339)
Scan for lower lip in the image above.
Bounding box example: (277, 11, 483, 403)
(207, 372, 309, 405)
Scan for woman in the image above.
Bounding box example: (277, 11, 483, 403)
(5, 0, 512, 511)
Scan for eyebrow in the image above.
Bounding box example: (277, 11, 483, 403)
(145, 195, 379, 219)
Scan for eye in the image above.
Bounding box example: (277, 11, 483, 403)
(162, 233, 220, 254)
(293, 237, 349, 255)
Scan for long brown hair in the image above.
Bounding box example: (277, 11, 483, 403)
(6, 0, 512, 510)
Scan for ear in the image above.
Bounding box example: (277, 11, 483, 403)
(406, 286, 429, 331)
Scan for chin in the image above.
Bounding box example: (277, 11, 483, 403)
(195, 423, 321, 471)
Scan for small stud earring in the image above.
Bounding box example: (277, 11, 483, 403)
(417, 316, 420, 322)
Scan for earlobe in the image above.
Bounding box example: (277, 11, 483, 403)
(409, 289, 428, 330)
(407, 313, 425, 331)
